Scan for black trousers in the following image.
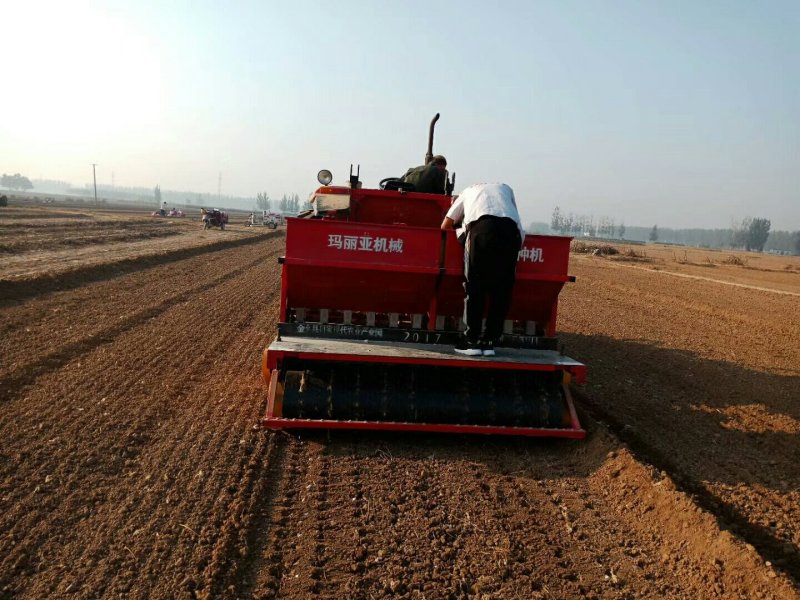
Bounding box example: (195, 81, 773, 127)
(463, 216, 522, 342)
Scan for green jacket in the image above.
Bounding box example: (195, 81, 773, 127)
(401, 164, 447, 194)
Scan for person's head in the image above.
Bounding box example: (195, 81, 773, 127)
(431, 155, 447, 169)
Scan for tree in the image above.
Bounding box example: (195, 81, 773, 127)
(746, 218, 771, 252)
(649, 225, 658, 242)
(256, 192, 270, 211)
(154, 185, 162, 205)
(617, 222, 626, 239)
(731, 217, 751, 248)
(1, 173, 34, 191)
(598, 217, 615, 238)
(794, 231, 800, 255)
(607, 218, 615, 238)
(551, 206, 563, 233)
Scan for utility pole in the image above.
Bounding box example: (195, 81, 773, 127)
(217, 172, 221, 205)
(91, 163, 98, 206)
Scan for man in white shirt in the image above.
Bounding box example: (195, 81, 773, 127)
(441, 183, 524, 356)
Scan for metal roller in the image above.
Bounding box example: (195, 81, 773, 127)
(280, 363, 569, 430)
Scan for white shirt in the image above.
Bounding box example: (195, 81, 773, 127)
(445, 183, 525, 240)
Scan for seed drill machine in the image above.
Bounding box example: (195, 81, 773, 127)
(262, 115, 587, 438)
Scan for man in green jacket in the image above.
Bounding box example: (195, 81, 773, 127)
(401, 155, 448, 194)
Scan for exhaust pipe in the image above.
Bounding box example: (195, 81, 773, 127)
(425, 113, 440, 165)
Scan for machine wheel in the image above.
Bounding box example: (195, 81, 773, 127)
(203, 221, 210, 230)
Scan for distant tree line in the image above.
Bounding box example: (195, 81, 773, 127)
(255, 192, 302, 214)
(280, 193, 301, 213)
(551, 206, 622, 238)
(550, 207, 798, 254)
(70, 183, 261, 211)
(8, 173, 311, 214)
(1, 173, 33, 191)
(256, 192, 270, 211)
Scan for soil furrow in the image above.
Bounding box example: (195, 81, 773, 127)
(210, 432, 289, 599)
(0, 237, 283, 597)
(247, 438, 306, 598)
(0, 228, 281, 302)
(0, 250, 267, 402)
(34, 266, 279, 597)
(0, 234, 281, 357)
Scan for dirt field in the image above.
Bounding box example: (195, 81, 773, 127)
(1, 208, 798, 599)
(0, 205, 267, 296)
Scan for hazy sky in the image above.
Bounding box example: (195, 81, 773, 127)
(2, 0, 798, 229)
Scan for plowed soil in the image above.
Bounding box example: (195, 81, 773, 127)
(1, 209, 798, 599)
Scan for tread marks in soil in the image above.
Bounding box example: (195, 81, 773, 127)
(0, 227, 283, 303)
(62, 270, 281, 596)
(0, 239, 282, 598)
(0, 238, 281, 377)
(252, 438, 324, 598)
(344, 445, 372, 595)
(248, 437, 307, 598)
(199, 432, 285, 598)
(0, 248, 268, 402)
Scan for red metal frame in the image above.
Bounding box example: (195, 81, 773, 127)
(282, 218, 442, 316)
(264, 347, 587, 384)
(263, 183, 588, 438)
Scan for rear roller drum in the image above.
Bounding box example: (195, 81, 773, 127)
(280, 363, 571, 430)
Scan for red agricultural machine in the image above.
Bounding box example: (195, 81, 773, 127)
(262, 115, 587, 438)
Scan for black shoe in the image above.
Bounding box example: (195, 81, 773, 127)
(480, 340, 496, 357)
(454, 339, 482, 356)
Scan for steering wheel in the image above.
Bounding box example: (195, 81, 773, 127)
(379, 177, 402, 190)
(380, 177, 416, 192)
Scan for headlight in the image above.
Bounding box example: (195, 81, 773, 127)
(317, 169, 333, 186)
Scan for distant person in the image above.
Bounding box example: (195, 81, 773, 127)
(401, 155, 448, 194)
(441, 183, 524, 356)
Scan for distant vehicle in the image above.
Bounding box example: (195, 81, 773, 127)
(151, 208, 185, 217)
(248, 210, 283, 229)
(201, 208, 228, 230)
